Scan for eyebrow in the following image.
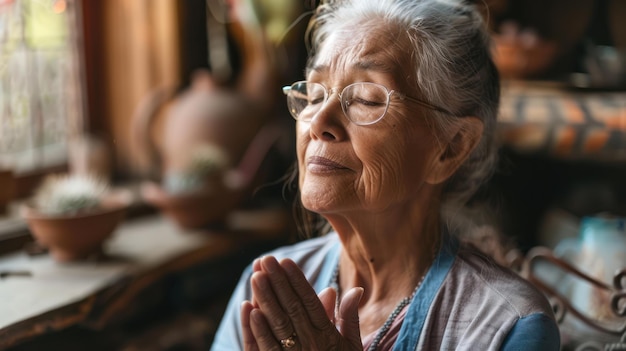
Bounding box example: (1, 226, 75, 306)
(355, 60, 395, 73)
(308, 59, 395, 76)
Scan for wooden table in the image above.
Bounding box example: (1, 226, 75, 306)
(0, 211, 290, 350)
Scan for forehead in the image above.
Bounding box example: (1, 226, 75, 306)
(309, 22, 412, 82)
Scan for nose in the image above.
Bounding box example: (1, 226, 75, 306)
(308, 90, 347, 141)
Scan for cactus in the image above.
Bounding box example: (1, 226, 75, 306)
(33, 174, 109, 215)
(163, 144, 231, 194)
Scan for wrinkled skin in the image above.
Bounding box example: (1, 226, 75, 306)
(241, 21, 481, 351)
(242, 256, 364, 351)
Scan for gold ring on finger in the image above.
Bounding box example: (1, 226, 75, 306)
(279, 332, 297, 349)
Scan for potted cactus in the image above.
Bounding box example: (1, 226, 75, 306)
(21, 174, 131, 262)
(141, 142, 248, 230)
(141, 124, 281, 230)
(162, 143, 232, 195)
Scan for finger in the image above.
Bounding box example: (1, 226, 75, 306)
(241, 301, 260, 351)
(252, 258, 262, 272)
(259, 256, 312, 330)
(249, 308, 283, 351)
(337, 287, 364, 349)
(251, 258, 262, 306)
(251, 270, 295, 341)
(318, 287, 338, 323)
(280, 258, 334, 331)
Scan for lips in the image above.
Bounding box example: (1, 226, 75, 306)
(306, 156, 349, 172)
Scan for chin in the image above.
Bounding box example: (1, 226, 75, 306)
(300, 187, 339, 214)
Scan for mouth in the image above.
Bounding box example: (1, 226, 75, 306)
(306, 156, 350, 173)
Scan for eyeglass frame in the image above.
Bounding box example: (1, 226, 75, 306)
(282, 80, 457, 126)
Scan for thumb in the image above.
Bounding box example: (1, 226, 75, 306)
(318, 287, 338, 323)
(337, 287, 364, 348)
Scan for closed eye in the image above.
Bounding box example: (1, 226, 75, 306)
(309, 96, 325, 105)
(347, 97, 385, 107)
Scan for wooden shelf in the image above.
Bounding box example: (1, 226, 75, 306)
(497, 80, 626, 160)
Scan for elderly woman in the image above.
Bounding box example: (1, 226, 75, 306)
(211, 0, 560, 350)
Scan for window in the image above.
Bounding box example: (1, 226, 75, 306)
(0, 0, 184, 250)
(0, 0, 84, 173)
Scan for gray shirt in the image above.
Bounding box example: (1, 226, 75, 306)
(211, 232, 560, 350)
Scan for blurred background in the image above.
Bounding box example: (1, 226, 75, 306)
(0, 0, 625, 350)
(1, 0, 625, 247)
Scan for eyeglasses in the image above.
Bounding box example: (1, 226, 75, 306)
(282, 81, 455, 126)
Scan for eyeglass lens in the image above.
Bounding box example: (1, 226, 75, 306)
(286, 82, 390, 125)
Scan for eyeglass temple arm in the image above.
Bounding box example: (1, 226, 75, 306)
(403, 95, 457, 116)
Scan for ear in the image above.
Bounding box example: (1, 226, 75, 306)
(426, 117, 484, 185)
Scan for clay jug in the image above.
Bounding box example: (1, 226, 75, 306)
(130, 0, 291, 229)
(132, 69, 280, 229)
(162, 70, 268, 179)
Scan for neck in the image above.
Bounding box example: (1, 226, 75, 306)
(326, 197, 442, 303)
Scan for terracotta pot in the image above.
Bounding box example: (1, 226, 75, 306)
(21, 194, 130, 262)
(131, 70, 270, 180)
(492, 36, 559, 80)
(140, 125, 282, 230)
(130, 5, 285, 227)
(141, 181, 244, 230)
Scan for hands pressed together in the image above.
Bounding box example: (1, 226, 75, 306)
(241, 256, 364, 351)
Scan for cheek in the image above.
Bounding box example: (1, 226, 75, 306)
(295, 123, 310, 184)
(357, 142, 410, 200)
(356, 126, 438, 202)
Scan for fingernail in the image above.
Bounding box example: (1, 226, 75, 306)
(344, 287, 364, 303)
(262, 256, 278, 273)
(252, 258, 261, 271)
(356, 287, 364, 300)
(241, 300, 253, 311)
(251, 272, 268, 290)
(251, 308, 264, 323)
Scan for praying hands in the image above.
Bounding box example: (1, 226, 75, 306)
(241, 256, 363, 351)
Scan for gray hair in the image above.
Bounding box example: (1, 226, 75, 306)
(306, 0, 500, 211)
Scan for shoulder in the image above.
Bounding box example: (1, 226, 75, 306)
(451, 246, 560, 348)
(415, 242, 559, 350)
(451, 243, 554, 317)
